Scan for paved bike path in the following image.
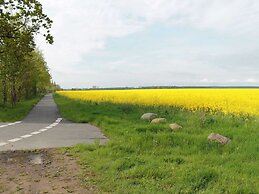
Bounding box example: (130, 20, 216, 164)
(0, 94, 107, 151)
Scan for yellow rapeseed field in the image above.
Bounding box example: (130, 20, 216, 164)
(56, 89, 259, 116)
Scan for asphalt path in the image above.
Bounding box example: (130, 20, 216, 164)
(0, 94, 107, 151)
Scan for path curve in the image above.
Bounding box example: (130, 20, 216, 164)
(0, 94, 107, 151)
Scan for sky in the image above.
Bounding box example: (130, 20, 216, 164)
(37, 0, 259, 88)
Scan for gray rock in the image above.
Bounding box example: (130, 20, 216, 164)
(208, 133, 231, 144)
(141, 113, 158, 121)
(169, 123, 183, 130)
(151, 118, 167, 123)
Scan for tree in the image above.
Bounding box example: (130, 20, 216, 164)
(0, 0, 53, 45)
(0, 0, 54, 106)
(21, 49, 52, 98)
(0, 30, 35, 105)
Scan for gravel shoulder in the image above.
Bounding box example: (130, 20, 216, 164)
(0, 149, 98, 194)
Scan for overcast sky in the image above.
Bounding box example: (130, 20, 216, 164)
(38, 0, 259, 88)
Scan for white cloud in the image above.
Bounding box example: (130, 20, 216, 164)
(107, 0, 259, 33)
(37, 0, 259, 88)
(246, 78, 258, 83)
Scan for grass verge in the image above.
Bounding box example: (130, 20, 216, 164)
(0, 97, 41, 122)
(55, 94, 259, 194)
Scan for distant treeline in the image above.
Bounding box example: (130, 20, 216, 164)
(0, 0, 59, 106)
(63, 86, 259, 91)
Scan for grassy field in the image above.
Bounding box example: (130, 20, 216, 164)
(0, 97, 41, 122)
(55, 94, 259, 194)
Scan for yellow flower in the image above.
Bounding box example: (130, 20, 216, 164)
(57, 89, 259, 116)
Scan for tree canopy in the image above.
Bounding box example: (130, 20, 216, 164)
(0, 0, 57, 106)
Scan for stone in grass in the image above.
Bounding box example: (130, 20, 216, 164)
(169, 123, 183, 130)
(141, 113, 158, 121)
(151, 118, 167, 124)
(208, 133, 231, 145)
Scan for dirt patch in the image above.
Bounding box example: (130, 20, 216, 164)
(0, 149, 97, 194)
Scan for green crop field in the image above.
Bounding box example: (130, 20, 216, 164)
(55, 94, 259, 194)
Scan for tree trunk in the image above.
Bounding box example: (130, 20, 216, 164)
(11, 79, 17, 106)
(17, 85, 22, 102)
(2, 79, 7, 105)
(33, 84, 37, 97)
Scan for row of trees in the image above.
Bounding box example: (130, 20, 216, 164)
(0, 0, 57, 106)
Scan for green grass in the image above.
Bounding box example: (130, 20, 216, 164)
(55, 94, 259, 194)
(0, 97, 41, 122)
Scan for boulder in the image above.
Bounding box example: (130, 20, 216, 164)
(208, 133, 231, 145)
(169, 123, 183, 130)
(141, 113, 158, 121)
(151, 118, 167, 123)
